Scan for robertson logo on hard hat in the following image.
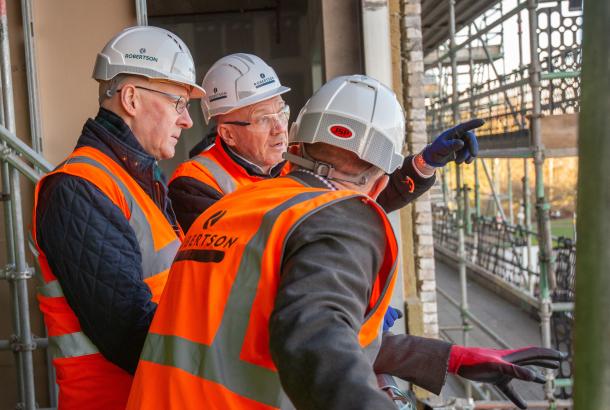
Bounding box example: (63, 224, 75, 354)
(254, 72, 276, 89)
(124, 48, 159, 63)
(329, 125, 354, 139)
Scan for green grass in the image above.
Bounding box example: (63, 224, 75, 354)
(528, 218, 575, 245)
(551, 218, 576, 240)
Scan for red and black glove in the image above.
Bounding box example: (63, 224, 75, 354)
(448, 345, 565, 409)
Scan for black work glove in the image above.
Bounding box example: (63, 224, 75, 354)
(422, 119, 484, 166)
(448, 345, 565, 409)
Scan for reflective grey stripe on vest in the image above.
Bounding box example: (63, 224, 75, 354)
(35, 277, 100, 360)
(67, 156, 180, 278)
(37, 279, 64, 298)
(48, 331, 99, 359)
(141, 190, 357, 407)
(192, 155, 236, 195)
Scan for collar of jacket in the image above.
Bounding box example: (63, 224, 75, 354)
(75, 107, 166, 199)
(287, 169, 338, 191)
(219, 137, 286, 178)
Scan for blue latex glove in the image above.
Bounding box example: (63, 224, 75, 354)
(423, 119, 484, 167)
(383, 306, 403, 332)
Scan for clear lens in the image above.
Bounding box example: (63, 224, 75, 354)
(134, 86, 189, 115)
(175, 97, 190, 114)
(250, 105, 290, 131)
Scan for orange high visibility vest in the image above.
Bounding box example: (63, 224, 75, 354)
(126, 176, 398, 410)
(170, 135, 290, 196)
(32, 146, 183, 410)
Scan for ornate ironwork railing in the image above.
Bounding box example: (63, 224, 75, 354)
(432, 204, 576, 397)
(432, 204, 538, 293)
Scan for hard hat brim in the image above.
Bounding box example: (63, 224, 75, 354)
(206, 85, 291, 121)
(186, 83, 206, 99)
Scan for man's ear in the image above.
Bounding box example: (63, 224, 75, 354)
(119, 83, 138, 117)
(369, 174, 389, 200)
(217, 124, 238, 147)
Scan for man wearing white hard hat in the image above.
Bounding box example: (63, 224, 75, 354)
(169, 53, 291, 232)
(32, 26, 204, 409)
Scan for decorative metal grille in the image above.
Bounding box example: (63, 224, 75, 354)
(425, 1, 583, 151)
(538, 2, 583, 115)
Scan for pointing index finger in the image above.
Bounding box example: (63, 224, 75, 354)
(453, 118, 485, 137)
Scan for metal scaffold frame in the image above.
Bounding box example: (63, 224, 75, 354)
(427, 0, 581, 407)
(0, 2, 150, 408)
(0, 1, 55, 409)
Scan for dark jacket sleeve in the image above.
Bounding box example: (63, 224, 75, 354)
(36, 174, 157, 374)
(168, 176, 223, 233)
(269, 198, 396, 410)
(374, 333, 451, 394)
(378, 155, 437, 213)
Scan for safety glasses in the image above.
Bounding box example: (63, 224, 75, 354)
(224, 105, 290, 132)
(119, 85, 190, 114)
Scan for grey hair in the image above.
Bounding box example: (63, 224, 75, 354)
(98, 74, 130, 105)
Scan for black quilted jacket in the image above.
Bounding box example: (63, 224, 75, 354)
(35, 108, 179, 374)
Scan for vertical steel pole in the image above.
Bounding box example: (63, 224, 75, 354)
(10, 168, 36, 410)
(0, 1, 26, 405)
(441, 168, 449, 207)
(573, 0, 610, 407)
(0, 0, 15, 263)
(527, 0, 555, 401)
(135, 0, 148, 26)
(464, 185, 472, 235)
(474, 160, 480, 218)
(523, 159, 534, 281)
(449, 0, 471, 400)
(20, 0, 42, 153)
(507, 159, 514, 225)
(518, 4, 534, 285)
(468, 26, 479, 231)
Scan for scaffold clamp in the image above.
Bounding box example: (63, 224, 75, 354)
(1, 265, 34, 280)
(10, 335, 37, 352)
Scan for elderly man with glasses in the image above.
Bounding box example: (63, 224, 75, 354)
(31, 26, 204, 410)
(169, 53, 293, 232)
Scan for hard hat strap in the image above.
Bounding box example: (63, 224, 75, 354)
(283, 144, 371, 186)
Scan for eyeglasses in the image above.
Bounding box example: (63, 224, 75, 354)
(118, 85, 190, 114)
(224, 105, 290, 132)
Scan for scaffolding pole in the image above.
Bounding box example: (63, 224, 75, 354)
(527, 0, 555, 401)
(8, 167, 36, 410)
(449, 0, 471, 400)
(0, 0, 15, 263)
(0, 1, 27, 405)
(135, 0, 148, 26)
(573, 0, 610, 407)
(507, 160, 513, 225)
(19, 0, 42, 153)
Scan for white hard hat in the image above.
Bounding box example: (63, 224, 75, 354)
(201, 53, 290, 123)
(92, 26, 205, 98)
(288, 75, 405, 174)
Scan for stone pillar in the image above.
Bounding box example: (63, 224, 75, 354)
(399, 0, 439, 340)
